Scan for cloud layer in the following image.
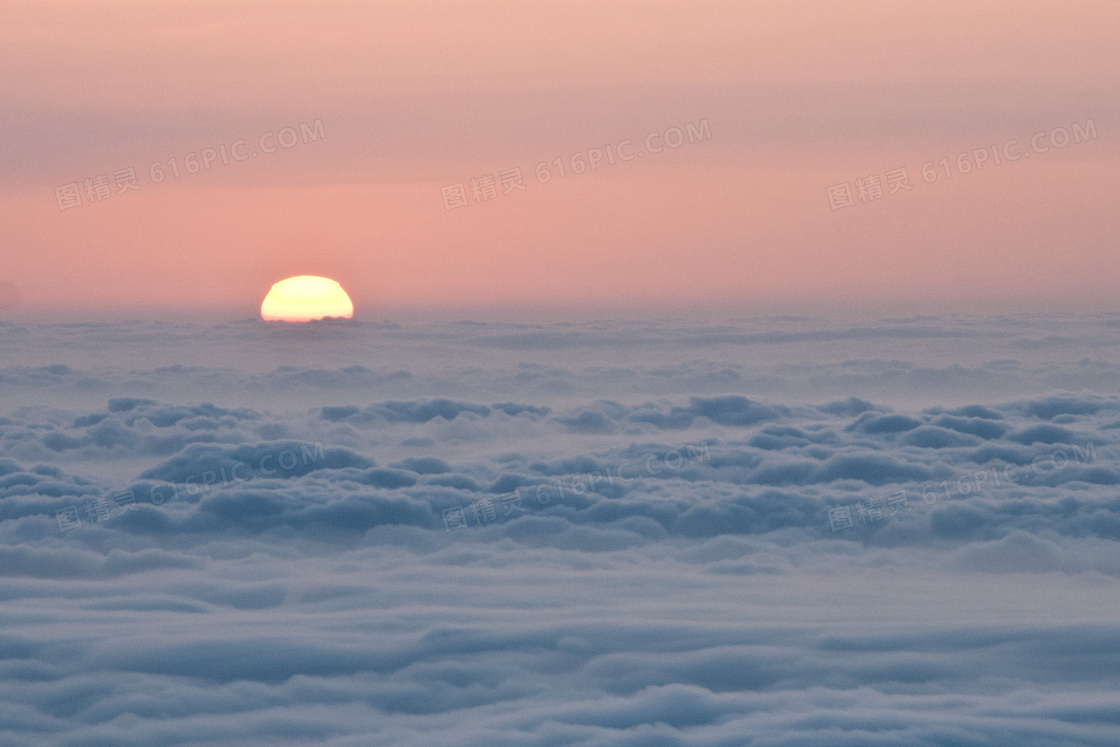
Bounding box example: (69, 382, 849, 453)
(1, 316, 1120, 744)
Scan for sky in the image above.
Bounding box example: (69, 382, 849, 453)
(1, 0, 1118, 317)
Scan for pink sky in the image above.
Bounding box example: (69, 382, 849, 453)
(1, 0, 1117, 317)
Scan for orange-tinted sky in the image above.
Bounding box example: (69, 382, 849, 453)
(1, 0, 1117, 317)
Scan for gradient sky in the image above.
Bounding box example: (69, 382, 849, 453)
(1, 0, 1117, 317)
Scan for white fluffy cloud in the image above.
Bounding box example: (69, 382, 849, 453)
(1, 315, 1120, 744)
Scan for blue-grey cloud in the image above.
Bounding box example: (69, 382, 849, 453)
(2, 315, 1120, 745)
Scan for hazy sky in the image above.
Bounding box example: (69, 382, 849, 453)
(1, 0, 1117, 316)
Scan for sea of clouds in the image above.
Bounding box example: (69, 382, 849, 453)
(2, 313, 1120, 745)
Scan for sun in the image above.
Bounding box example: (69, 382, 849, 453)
(261, 276, 354, 322)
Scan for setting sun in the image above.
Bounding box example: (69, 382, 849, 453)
(260, 276, 354, 322)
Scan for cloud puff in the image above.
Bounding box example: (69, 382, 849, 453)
(629, 396, 789, 429)
(319, 399, 549, 425)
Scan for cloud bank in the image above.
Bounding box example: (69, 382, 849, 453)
(1, 315, 1120, 744)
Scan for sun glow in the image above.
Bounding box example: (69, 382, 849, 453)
(260, 276, 354, 322)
